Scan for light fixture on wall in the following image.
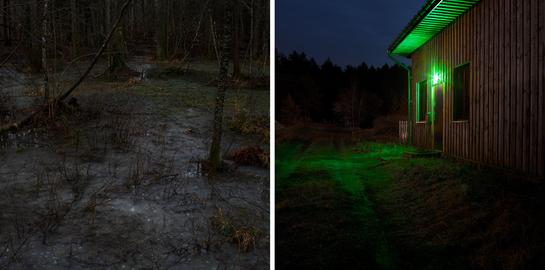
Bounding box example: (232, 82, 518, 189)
(433, 73, 442, 85)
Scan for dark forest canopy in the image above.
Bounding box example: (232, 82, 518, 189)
(276, 51, 408, 128)
(0, 0, 269, 75)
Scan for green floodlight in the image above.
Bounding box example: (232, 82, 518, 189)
(388, 0, 480, 56)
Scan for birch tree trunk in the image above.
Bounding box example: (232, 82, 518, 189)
(208, 0, 232, 172)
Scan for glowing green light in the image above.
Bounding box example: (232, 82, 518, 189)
(433, 73, 442, 85)
(389, 0, 480, 56)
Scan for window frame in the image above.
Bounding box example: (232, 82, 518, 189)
(453, 62, 471, 122)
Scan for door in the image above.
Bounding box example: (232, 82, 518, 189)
(434, 85, 443, 150)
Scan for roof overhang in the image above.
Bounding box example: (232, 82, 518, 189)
(388, 0, 480, 57)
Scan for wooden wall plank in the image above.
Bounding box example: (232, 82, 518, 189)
(464, 12, 469, 159)
(408, 0, 543, 176)
(492, 0, 498, 165)
(473, 6, 478, 162)
(523, 0, 531, 173)
(540, 0, 545, 176)
(452, 21, 457, 156)
(485, 0, 491, 164)
(447, 24, 452, 155)
(456, 16, 460, 156)
(504, 0, 511, 169)
(476, 3, 485, 161)
(516, 0, 523, 171)
(531, 0, 539, 174)
(470, 7, 476, 161)
(497, 0, 502, 165)
(510, 0, 518, 171)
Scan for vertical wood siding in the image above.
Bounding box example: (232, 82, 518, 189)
(410, 0, 545, 176)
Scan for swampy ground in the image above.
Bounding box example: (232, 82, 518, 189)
(0, 59, 270, 269)
(276, 124, 545, 270)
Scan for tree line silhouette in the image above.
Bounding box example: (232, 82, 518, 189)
(276, 51, 408, 128)
(0, 0, 269, 76)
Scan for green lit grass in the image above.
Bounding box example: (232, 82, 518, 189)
(277, 137, 545, 269)
(276, 141, 416, 269)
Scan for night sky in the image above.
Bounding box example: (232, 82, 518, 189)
(276, 0, 424, 67)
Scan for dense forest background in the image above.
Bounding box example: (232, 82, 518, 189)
(0, 0, 269, 77)
(276, 51, 408, 128)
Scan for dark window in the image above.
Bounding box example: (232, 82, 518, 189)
(453, 64, 470, 121)
(417, 80, 427, 122)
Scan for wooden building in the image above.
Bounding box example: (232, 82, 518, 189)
(388, 0, 545, 176)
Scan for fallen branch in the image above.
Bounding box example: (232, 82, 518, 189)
(0, 0, 133, 135)
(58, 0, 133, 101)
(0, 108, 42, 133)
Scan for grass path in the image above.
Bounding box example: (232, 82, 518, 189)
(276, 138, 410, 269)
(276, 129, 545, 270)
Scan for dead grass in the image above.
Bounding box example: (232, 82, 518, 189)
(125, 150, 150, 188)
(228, 93, 269, 142)
(226, 145, 269, 168)
(229, 113, 269, 143)
(378, 164, 545, 270)
(0, 92, 15, 125)
(107, 116, 137, 148)
(210, 207, 263, 252)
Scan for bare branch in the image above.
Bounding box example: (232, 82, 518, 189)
(58, 0, 133, 101)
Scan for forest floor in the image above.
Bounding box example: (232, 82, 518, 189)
(0, 58, 270, 269)
(276, 124, 545, 270)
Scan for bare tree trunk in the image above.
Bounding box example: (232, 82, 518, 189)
(107, 24, 127, 79)
(232, 1, 241, 79)
(209, 0, 232, 172)
(262, 0, 269, 71)
(70, 0, 78, 56)
(155, 0, 167, 60)
(105, 0, 111, 63)
(180, 0, 209, 65)
(249, 0, 255, 76)
(25, 0, 41, 72)
(105, 0, 111, 34)
(209, 12, 220, 67)
(42, 0, 49, 102)
(3, 0, 11, 46)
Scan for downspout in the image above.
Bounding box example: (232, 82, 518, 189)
(388, 51, 413, 145)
